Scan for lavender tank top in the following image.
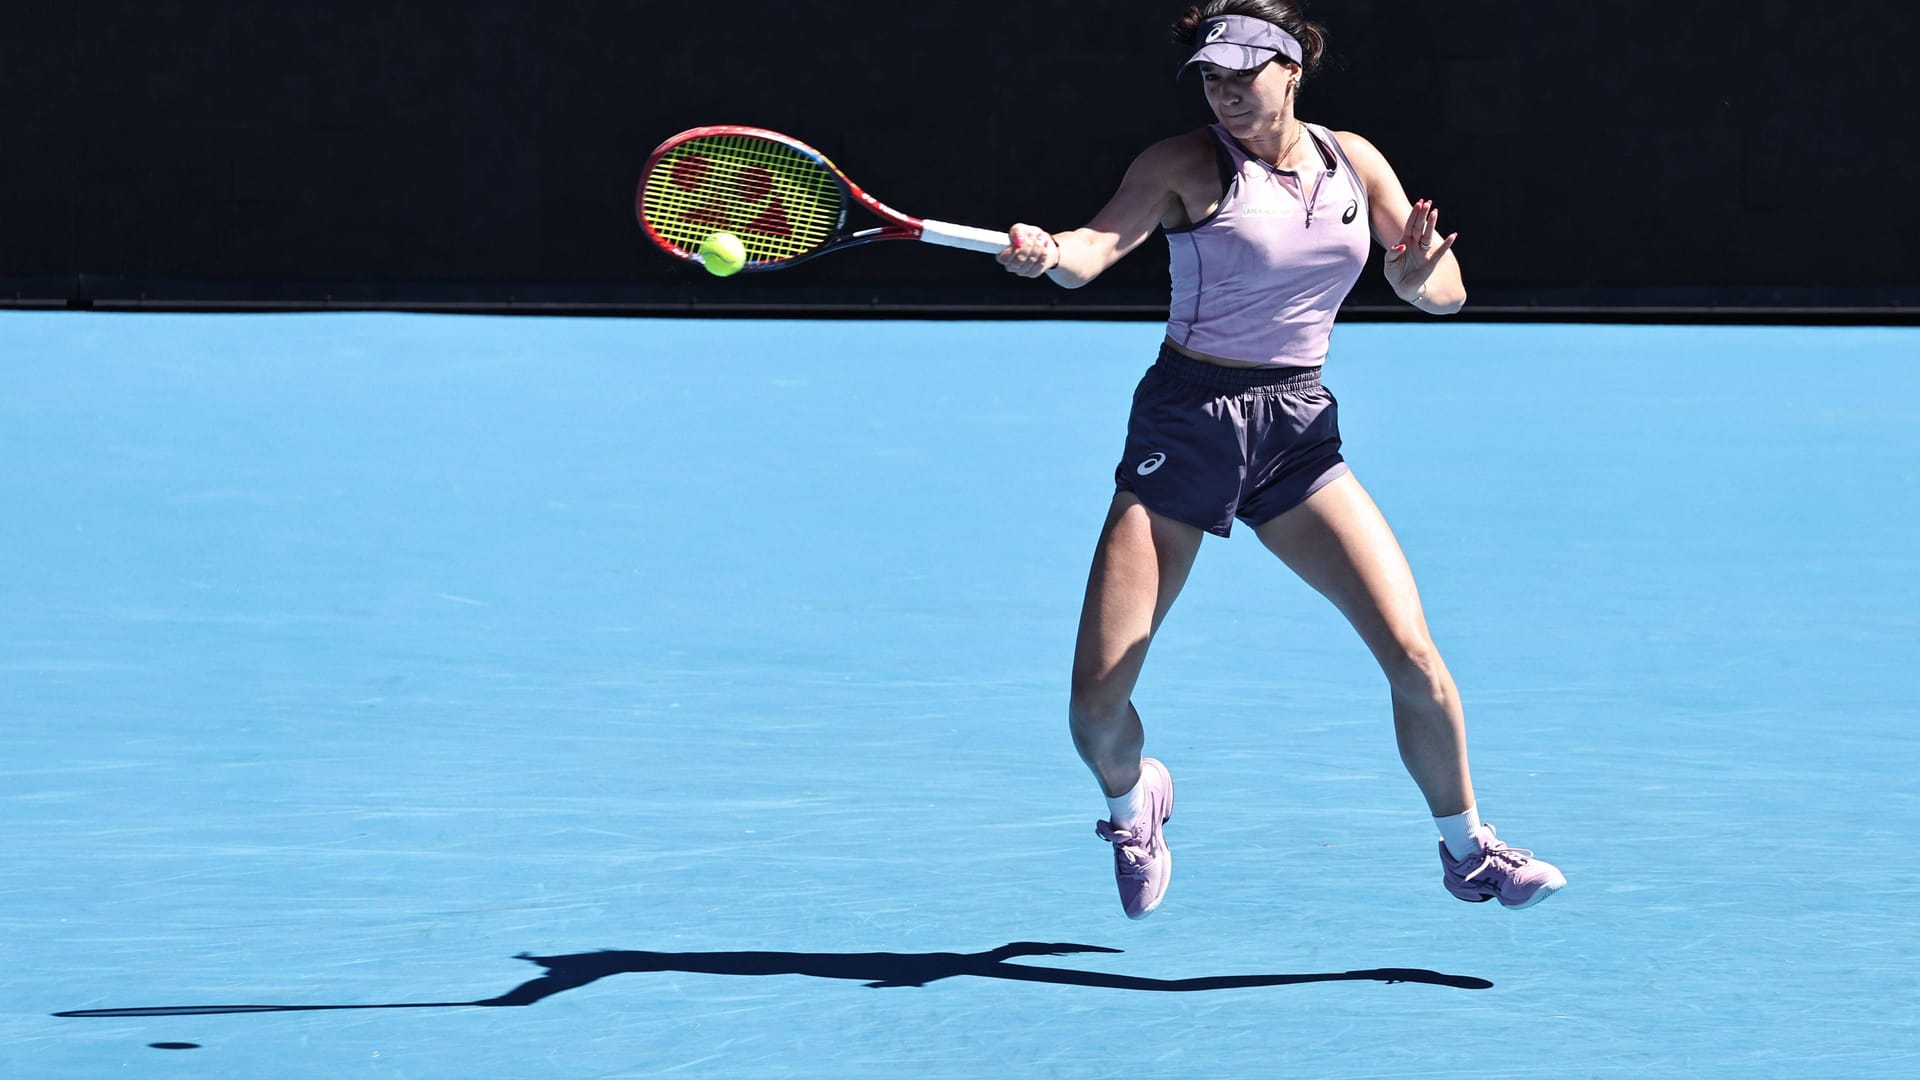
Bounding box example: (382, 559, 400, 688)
(1165, 123, 1371, 369)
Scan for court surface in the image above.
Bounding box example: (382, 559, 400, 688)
(3, 312, 1916, 1078)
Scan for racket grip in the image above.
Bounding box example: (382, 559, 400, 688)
(918, 220, 1012, 254)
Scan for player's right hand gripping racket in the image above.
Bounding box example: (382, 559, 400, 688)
(636, 125, 1011, 273)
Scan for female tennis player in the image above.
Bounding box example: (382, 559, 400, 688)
(998, 0, 1563, 919)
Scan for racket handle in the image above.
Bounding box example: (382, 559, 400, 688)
(918, 219, 1012, 254)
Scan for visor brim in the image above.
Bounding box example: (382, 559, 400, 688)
(1179, 43, 1284, 75)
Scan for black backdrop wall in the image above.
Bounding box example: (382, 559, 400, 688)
(1, 1, 1914, 316)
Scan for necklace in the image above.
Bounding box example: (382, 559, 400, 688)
(1270, 121, 1304, 170)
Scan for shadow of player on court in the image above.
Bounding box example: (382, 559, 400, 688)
(480, 942, 1492, 1000)
(55, 942, 1490, 1018)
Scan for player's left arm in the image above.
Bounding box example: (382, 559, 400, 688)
(1333, 131, 1466, 315)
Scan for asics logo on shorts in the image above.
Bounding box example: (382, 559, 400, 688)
(1137, 451, 1167, 475)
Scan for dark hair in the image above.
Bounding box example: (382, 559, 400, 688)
(1172, 0, 1328, 77)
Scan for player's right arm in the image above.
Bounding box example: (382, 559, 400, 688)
(997, 132, 1207, 289)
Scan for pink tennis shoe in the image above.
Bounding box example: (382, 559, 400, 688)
(1094, 757, 1175, 920)
(1439, 823, 1565, 909)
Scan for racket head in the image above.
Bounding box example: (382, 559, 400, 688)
(637, 126, 858, 272)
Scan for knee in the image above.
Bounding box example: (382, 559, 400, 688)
(1068, 678, 1133, 744)
(1380, 636, 1452, 704)
(1068, 678, 1128, 731)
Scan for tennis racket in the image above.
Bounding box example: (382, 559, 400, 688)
(636, 125, 1011, 273)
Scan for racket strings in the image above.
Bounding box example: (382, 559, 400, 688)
(641, 135, 843, 264)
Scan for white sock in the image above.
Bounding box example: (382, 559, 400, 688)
(1435, 806, 1484, 859)
(1105, 772, 1149, 828)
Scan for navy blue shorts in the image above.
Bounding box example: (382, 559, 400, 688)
(1112, 344, 1349, 537)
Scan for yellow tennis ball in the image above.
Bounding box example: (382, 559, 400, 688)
(698, 231, 747, 277)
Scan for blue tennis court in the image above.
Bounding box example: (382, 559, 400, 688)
(4, 312, 1916, 1077)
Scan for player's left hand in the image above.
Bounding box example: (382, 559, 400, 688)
(1382, 199, 1456, 301)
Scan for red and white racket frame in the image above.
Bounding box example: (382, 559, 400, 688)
(637, 125, 1010, 272)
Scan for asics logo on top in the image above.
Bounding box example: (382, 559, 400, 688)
(1137, 452, 1167, 475)
(1342, 201, 1359, 224)
(1205, 22, 1228, 42)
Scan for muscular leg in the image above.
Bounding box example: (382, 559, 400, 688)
(1253, 473, 1474, 817)
(1069, 493, 1205, 797)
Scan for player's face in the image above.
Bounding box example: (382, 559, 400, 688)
(1199, 60, 1298, 141)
